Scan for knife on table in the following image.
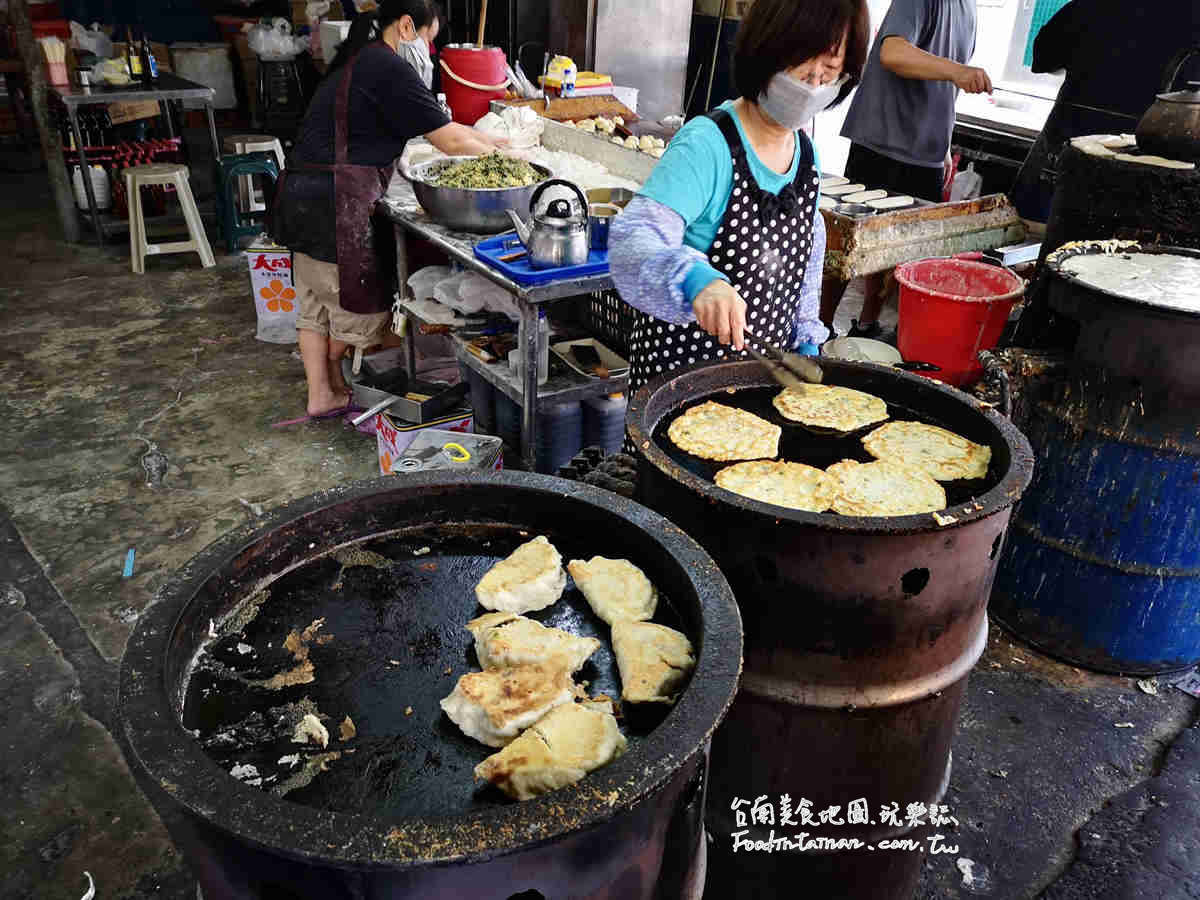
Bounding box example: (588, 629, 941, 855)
(742, 327, 824, 390)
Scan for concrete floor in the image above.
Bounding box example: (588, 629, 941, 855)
(0, 164, 1196, 900)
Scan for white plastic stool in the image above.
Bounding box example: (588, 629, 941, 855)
(222, 133, 286, 212)
(124, 163, 216, 274)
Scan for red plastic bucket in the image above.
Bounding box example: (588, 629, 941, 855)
(895, 258, 1024, 386)
(439, 44, 510, 126)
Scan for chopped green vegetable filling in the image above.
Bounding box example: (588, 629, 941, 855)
(429, 153, 545, 189)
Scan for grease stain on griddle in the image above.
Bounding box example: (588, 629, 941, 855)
(182, 524, 685, 817)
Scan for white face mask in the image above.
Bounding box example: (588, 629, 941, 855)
(758, 72, 848, 131)
(397, 35, 433, 88)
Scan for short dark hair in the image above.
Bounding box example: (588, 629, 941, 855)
(732, 0, 871, 108)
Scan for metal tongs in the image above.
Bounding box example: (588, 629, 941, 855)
(742, 327, 823, 392)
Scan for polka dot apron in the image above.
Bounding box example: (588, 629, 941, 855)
(624, 108, 820, 453)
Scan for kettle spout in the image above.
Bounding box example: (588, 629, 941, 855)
(506, 210, 531, 245)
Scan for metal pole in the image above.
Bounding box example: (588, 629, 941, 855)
(10, 0, 81, 242)
(519, 298, 539, 472)
(393, 223, 417, 380)
(67, 107, 103, 245)
(703, 0, 730, 113)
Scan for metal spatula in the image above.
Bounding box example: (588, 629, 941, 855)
(742, 327, 823, 391)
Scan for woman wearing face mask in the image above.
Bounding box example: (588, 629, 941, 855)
(394, 3, 439, 88)
(608, 0, 869, 401)
(273, 0, 498, 418)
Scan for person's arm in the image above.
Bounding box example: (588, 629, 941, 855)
(789, 209, 830, 352)
(609, 118, 750, 349)
(425, 122, 500, 156)
(880, 36, 992, 93)
(609, 196, 717, 327)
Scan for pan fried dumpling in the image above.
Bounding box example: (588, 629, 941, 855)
(440, 662, 575, 747)
(567, 557, 658, 625)
(474, 700, 627, 800)
(611, 622, 695, 705)
(466, 612, 601, 673)
(475, 536, 566, 614)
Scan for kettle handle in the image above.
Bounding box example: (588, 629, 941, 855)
(1160, 45, 1200, 93)
(529, 178, 588, 216)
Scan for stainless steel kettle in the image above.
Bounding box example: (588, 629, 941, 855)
(506, 179, 591, 270)
(1136, 46, 1200, 162)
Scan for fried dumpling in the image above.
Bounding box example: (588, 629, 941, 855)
(567, 557, 658, 626)
(475, 536, 566, 614)
(474, 700, 627, 800)
(466, 612, 601, 673)
(611, 622, 695, 705)
(440, 662, 575, 747)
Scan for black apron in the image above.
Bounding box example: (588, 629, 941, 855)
(275, 45, 395, 315)
(624, 108, 819, 451)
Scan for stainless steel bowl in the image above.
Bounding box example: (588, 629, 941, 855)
(832, 202, 877, 219)
(586, 187, 635, 209)
(588, 202, 622, 251)
(408, 157, 554, 234)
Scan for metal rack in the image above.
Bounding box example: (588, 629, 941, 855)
(377, 178, 628, 472)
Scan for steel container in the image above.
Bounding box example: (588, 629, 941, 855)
(626, 360, 1033, 899)
(408, 157, 553, 233)
(993, 243, 1200, 674)
(119, 473, 741, 899)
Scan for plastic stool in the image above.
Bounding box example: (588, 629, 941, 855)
(222, 133, 285, 212)
(124, 163, 215, 274)
(215, 153, 280, 251)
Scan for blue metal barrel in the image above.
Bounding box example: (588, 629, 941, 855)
(993, 241, 1200, 676)
(991, 397, 1200, 675)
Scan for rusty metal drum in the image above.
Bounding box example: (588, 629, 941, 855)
(626, 360, 1034, 898)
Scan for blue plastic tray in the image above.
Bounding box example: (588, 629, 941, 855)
(473, 233, 610, 285)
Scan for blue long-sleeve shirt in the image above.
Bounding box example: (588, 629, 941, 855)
(609, 194, 829, 349)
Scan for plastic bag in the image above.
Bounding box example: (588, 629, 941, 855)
(247, 19, 309, 61)
(93, 57, 133, 86)
(407, 265, 453, 301)
(70, 21, 113, 59)
(949, 162, 983, 203)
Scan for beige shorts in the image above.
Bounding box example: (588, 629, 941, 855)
(293, 251, 391, 348)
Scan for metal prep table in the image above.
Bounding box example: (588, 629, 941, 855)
(376, 176, 628, 473)
(51, 73, 220, 246)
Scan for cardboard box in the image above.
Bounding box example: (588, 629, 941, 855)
(245, 240, 298, 343)
(108, 100, 161, 124)
(376, 409, 481, 475)
(292, 0, 347, 25)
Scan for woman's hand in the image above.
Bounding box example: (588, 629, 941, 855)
(692, 280, 747, 350)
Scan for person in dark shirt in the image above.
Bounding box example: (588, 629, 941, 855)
(273, 0, 498, 418)
(1010, 0, 1200, 222)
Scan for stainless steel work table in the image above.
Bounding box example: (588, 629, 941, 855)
(377, 176, 628, 472)
(51, 73, 220, 246)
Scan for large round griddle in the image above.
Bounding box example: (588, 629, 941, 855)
(119, 473, 741, 869)
(628, 359, 1032, 535)
(182, 524, 685, 819)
